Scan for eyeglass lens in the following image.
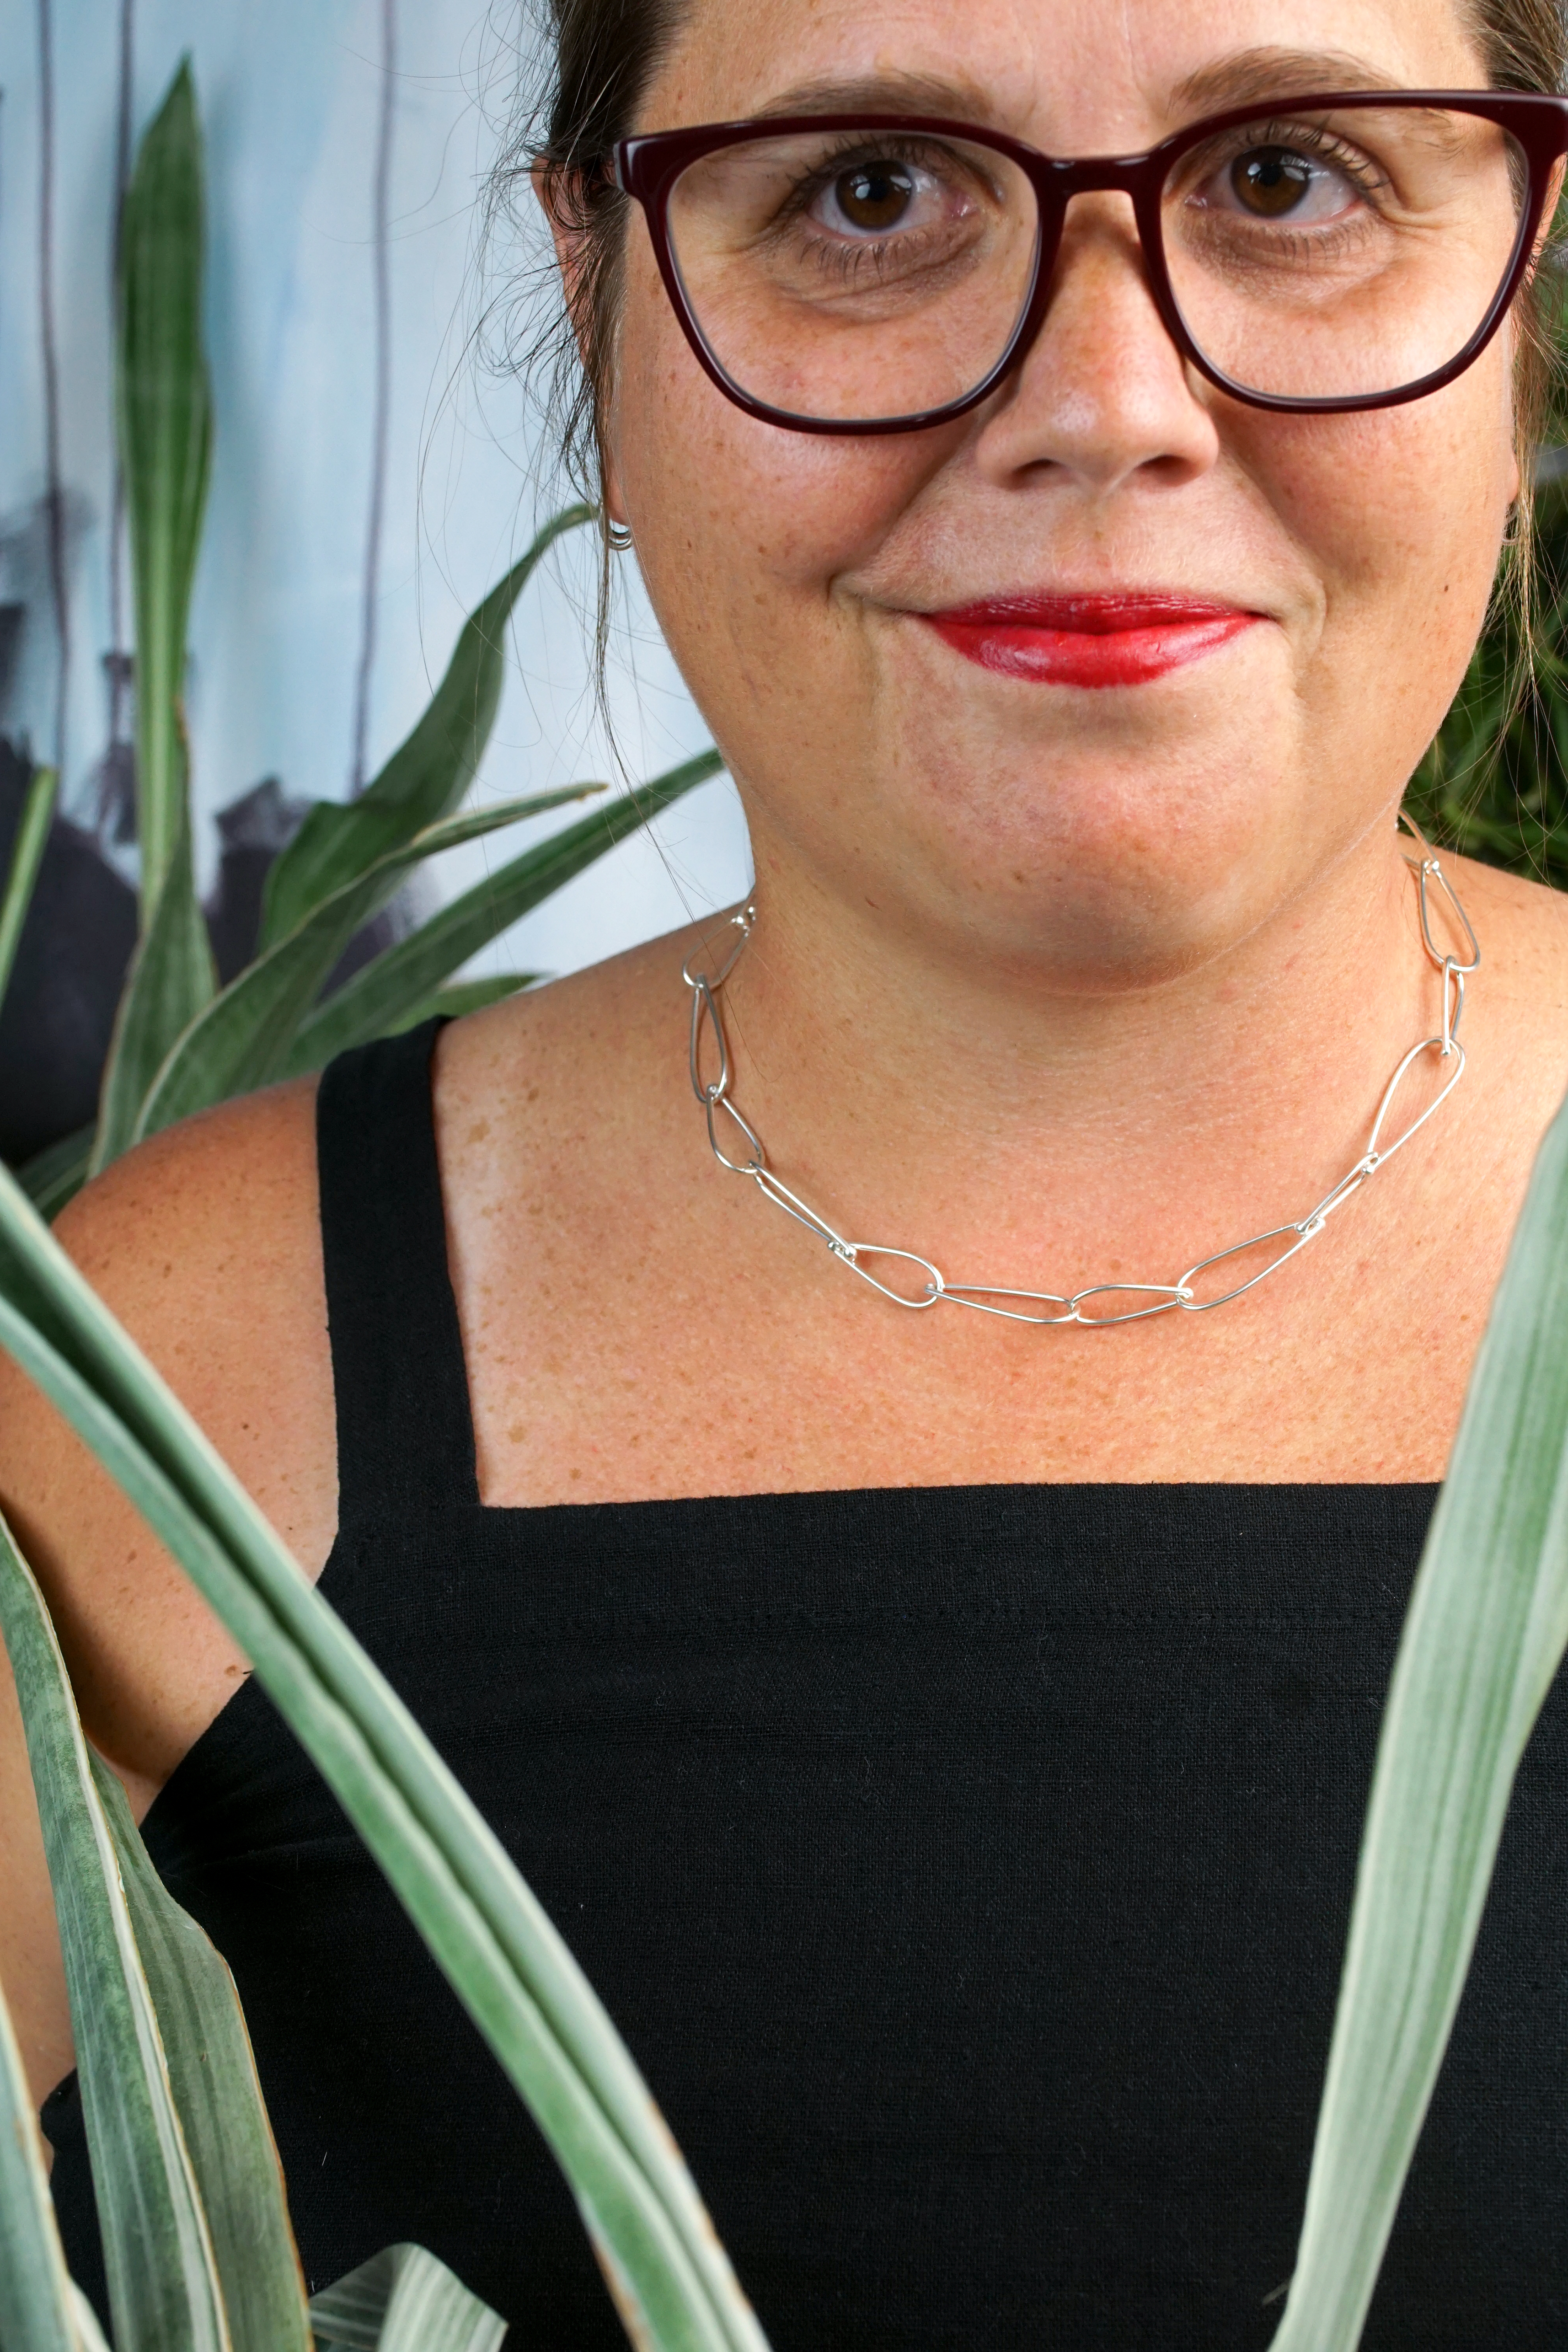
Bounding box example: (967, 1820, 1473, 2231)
(662, 106, 1531, 423)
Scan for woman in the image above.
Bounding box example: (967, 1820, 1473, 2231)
(6, 0, 1568, 2340)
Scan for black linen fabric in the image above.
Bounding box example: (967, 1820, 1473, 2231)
(42, 1021, 1568, 2347)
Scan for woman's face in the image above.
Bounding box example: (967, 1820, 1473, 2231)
(604, 0, 1520, 988)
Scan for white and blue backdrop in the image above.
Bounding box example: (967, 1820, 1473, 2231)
(0, 0, 747, 1087)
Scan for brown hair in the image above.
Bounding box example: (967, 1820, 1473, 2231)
(1468, 0, 1568, 531)
(494, 0, 690, 510)
(1473, 0, 1568, 93)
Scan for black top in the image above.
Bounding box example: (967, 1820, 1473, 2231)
(43, 1021, 1568, 2348)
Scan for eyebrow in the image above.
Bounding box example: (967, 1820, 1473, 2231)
(1171, 48, 1410, 118)
(751, 70, 1005, 126)
(747, 49, 1411, 142)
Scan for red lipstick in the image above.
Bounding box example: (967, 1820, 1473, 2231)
(922, 594, 1259, 688)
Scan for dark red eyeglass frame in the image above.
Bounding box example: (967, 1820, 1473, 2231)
(610, 91, 1568, 435)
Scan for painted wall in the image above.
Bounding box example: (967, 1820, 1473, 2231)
(0, 0, 749, 995)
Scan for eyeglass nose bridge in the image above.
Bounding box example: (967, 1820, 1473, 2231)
(991, 152, 1191, 400)
(1041, 151, 1163, 196)
(1028, 154, 1172, 268)
(1028, 153, 1172, 262)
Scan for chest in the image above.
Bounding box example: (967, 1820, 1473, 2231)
(453, 1166, 1497, 1501)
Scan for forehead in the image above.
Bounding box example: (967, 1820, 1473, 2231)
(644, 0, 1489, 145)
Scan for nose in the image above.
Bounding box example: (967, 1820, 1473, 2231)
(969, 191, 1221, 497)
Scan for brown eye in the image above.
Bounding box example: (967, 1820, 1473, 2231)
(1231, 147, 1316, 217)
(833, 161, 915, 233)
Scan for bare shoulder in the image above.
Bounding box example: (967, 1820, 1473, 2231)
(1448, 851, 1568, 986)
(431, 928, 721, 1493)
(0, 1078, 333, 1792)
(434, 922, 703, 1176)
(53, 1076, 325, 1352)
(440, 923, 696, 1083)
(1441, 854, 1568, 1107)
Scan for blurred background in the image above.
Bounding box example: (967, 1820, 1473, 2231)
(0, 0, 751, 1165)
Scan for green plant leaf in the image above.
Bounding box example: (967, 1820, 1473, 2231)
(372, 970, 543, 1039)
(0, 1167, 769, 2352)
(1270, 1080, 1568, 2352)
(1406, 473, 1568, 888)
(0, 1518, 229, 2352)
(118, 57, 212, 920)
(100, 56, 217, 1171)
(16, 1129, 94, 1224)
(0, 765, 59, 1018)
(70, 2285, 113, 2352)
(127, 788, 596, 1150)
(0, 1965, 78, 2352)
(88, 1754, 312, 2352)
(260, 504, 596, 951)
(92, 808, 216, 1173)
(284, 750, 723, 1077)
(307, 2244, 505, 2352)
(586, 2213, 673, 2352)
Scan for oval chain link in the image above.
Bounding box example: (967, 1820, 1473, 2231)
(682, 819, 1477, 1327)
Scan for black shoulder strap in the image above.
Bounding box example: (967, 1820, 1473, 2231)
(315, 1019, 481, 1520)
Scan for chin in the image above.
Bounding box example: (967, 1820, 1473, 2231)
(864, 716, 1324, 986)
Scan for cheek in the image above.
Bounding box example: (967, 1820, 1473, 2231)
(1238, 361, 1515, 657)
(609, 259, 950, 619)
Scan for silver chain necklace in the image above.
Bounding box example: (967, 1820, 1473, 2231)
(682, 820, 1480, 1327)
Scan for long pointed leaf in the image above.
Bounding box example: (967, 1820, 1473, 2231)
(0, 1521, 229, 2352)
(16, 1129, 94, 1224)
(261, 505, 595, 950)
(0, 1967, 78, 2352)
(371, 971, 542, 1039)
(89, 1754, 312, 2352)
(587, 2211, 669, 2352)
(1271, 1082, 1568, 2351)
(118, 59, 212, 918)
(308, 2244, 505, 2352)
(128, 787, 596, 1147)
(0, 1171, 768, 2352)
(70, 2285, 113, 2352)
(285, 751, 723, 1076)
(0, 765, 59, 1016)
(0, 1328, 731, 2352)
(92, 807, 216, 1172)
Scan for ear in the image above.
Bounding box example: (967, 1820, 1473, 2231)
(1523, 157, 1567, 293)
(532, 160, 594, 349)
(531, 161, 631, 529)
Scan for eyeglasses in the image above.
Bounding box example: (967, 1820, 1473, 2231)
(610, 92, 1568, 434)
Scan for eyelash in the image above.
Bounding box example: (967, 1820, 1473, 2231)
(755, 116, 1394, 284)
(763, 140, 969, 283)
(774, 139, 961, 227)
(1193, 117, 1392, 209)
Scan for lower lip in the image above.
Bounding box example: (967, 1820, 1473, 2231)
(922, 605, 1259, 688)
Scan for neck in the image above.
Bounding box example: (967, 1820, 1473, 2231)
(696, 812, 1450, 1295)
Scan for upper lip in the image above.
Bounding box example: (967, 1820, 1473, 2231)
(920, 591, 1257, 631)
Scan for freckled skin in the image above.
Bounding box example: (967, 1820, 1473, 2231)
(5, 0, 1568, 2115)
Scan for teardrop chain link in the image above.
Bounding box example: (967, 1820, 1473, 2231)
(680, 818, 1479, 1327)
